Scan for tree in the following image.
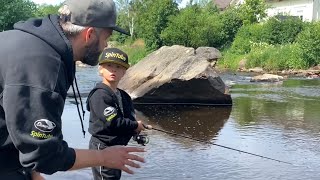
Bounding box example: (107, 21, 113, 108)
(186, 0, 212, 7)
(0, 0, 36, 31)
(296, 23, 320, 67)
(263, 17, 305, 45)
(161, 3, 224, 48)
(34, 4, 61, 17)
(113, 0, 135, 42)
(238, 0, 268, 25)
(133, 0, 179, 50)
(219, 7, 243, 48)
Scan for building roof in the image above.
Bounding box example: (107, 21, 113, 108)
(213, 0, 233, 9)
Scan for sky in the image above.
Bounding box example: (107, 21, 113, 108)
(179, 0, 188, 8)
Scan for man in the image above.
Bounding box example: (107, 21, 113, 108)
(0, 0, 146, 179)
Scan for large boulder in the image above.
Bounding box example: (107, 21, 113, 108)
(118, 45, 232, 106)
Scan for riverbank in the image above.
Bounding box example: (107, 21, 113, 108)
(219, 66, 320, 79)
(77, 39, 320, 80)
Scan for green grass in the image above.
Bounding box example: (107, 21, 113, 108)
(246, 43, 308, 71)
(217, 50, 246, 71)
(110, 39, 149, 66)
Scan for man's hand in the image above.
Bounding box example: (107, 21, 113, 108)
(31, 171, 45, 180)
(99, 146, 145, 174)
(72, 147, 146, 173)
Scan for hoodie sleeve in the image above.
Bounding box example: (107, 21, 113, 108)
(89, 89, 138, 135)
(3, 85, 76, 174)
(3, 48, 76, 174)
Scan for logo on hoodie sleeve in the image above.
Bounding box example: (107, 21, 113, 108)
(103, 107, 117, 121)
(30, 119, 56, 139)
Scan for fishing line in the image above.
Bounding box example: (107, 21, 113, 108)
(149, 126, 293, 165)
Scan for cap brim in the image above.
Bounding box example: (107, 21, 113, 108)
(99, 60, 130, 69)
(111, 26, 131, 36)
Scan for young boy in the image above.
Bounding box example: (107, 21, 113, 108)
(86, 48, 149, 180)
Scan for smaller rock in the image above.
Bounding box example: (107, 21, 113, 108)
(238, 59, 247, 71)
(250, 73, 284, 82)
(307, 74, 320, 79)
(248, 67, 264, 73)
(308, 65, 320, 70)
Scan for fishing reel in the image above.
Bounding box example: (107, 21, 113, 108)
(133, 134, 149, 146)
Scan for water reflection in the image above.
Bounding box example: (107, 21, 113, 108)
(231, 79, 320, 136)
(135, 105, 232, 143)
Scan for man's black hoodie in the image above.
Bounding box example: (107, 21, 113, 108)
(0, 15, 76, 175)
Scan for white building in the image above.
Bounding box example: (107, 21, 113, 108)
(215, 0, 320, 22)
(265, 0, 320, 22)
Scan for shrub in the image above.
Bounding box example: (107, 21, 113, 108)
(263, 17, 305, 45)
(218, 50, 246, 70)
(246, 43, 307, 70)
(296, 22, 320, 67)
(161, 5, 224, 48)
(230, 24, 266, 54)
(118, 39, 149, 65)
(218, 7, 243, 49)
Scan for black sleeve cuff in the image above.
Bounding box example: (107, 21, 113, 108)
(59, 148, 76, 171)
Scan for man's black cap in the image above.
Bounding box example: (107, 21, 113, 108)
(64, 0, 130, 35)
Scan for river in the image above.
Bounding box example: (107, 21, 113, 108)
(44, 67, 320, 180)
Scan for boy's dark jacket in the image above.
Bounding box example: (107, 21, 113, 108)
(0, 15, 76, 174)
(87, 83, 138, 145)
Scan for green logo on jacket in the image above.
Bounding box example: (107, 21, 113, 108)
(106, 114, 117, 121)
(30, 131, 53, 139)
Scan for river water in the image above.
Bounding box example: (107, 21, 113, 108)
(44, 67, 320, 180)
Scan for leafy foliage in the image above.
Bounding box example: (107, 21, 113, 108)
(218, 7, 243, 49)
(263, 17, 305, 45)
(230, 24, 266, 54)
(230, 17, 305, 55)
(246, 43, 307, 70)
(0, 0, 36, 31)
(296, 22, 320, 67)
(34, 4, 60, 17)
(238, 0, 268, 25)
(161, 3, 242, 49)
(161, 5, 211, 48)
(133, 0, 179, 50)
(112, 0, 135, 43)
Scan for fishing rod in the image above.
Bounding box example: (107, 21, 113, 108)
(147, 126, 292, 165)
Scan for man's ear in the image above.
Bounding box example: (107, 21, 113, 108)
(83, 27, 96, 44)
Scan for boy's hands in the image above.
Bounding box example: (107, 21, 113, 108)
(135, 121, 144, 132)
(135, 121, 152, 133)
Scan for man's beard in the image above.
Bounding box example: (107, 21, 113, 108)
(81, 39, 101, 66)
